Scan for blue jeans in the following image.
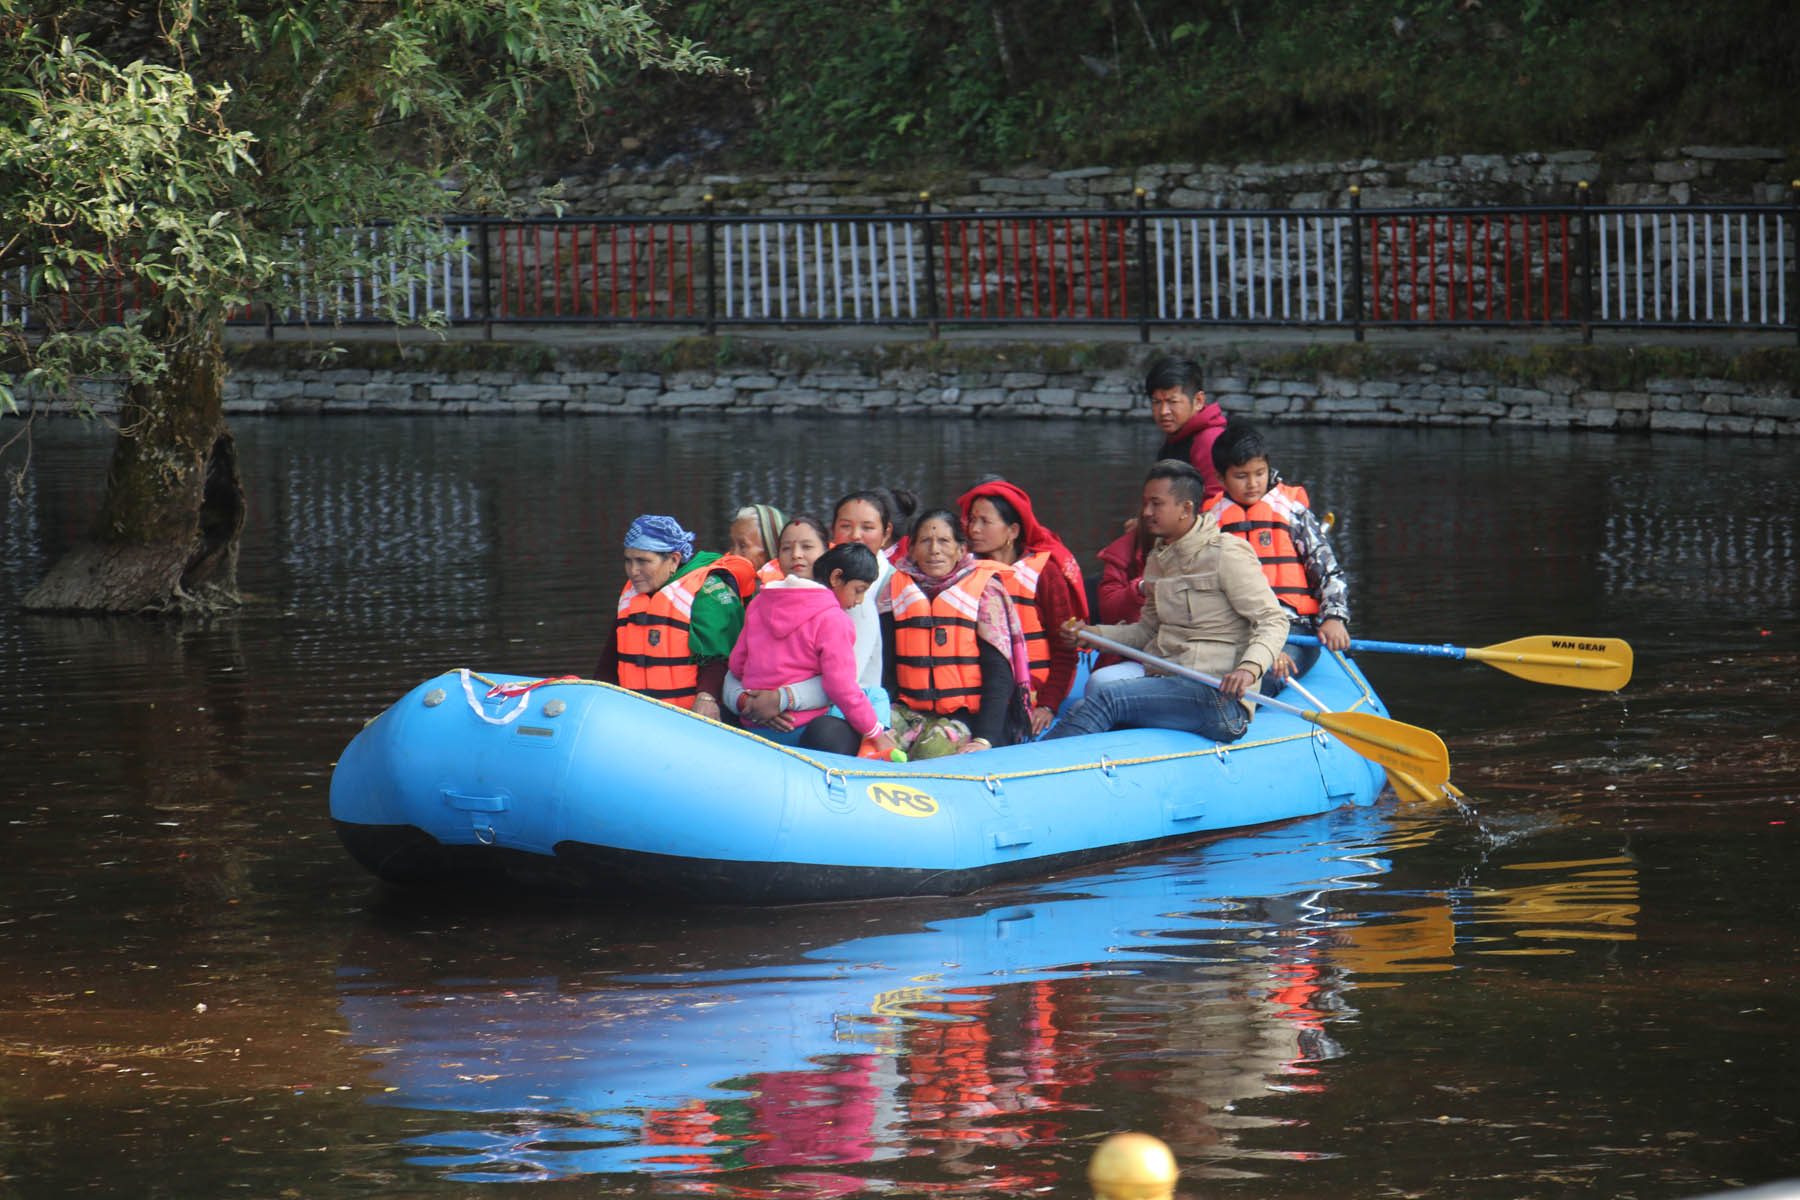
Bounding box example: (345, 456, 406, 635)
(1045, 673, 1250, 743)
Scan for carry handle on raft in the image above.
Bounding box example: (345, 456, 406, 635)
(1077, 631, 1451, 789)
(1286, 632, 1634, 692)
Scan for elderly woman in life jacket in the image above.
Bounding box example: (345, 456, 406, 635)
(957, 478, 1090, 734)
(878, 508, 1033, 758)
(593, 514, 757, 721)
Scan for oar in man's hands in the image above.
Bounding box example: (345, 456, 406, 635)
(1288, 633, 1633, 691)
(1077, 631, 1450, 788)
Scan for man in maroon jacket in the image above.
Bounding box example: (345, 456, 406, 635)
(1145, 356, 1227, 503)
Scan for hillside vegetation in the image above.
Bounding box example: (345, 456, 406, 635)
(558, 0, 1797, 173)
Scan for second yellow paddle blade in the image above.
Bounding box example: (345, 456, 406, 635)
(1312, 710, 1450, 788)
(1469, 635, 1635, 691)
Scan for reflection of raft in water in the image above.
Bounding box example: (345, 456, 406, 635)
(329, 651, 1392, 903)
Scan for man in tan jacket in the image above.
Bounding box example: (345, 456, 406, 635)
(1047, 460, 1289, 743)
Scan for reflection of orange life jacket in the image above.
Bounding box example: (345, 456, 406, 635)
(998, 551, 1051, 692)
(889, 565, 1003, 715)
(1206, 484, 1318, 616)
(615, 555, 757, 708)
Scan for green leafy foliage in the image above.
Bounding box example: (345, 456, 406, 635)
(579, 0, 1797, 171)
(0, 0, 728, 415)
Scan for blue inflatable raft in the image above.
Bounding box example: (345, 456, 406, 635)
(329, 651, 1393, 903)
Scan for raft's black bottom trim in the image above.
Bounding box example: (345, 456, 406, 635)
(334, 819, 1301, 904)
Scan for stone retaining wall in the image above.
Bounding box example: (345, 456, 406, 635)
(534, 147, 1797, 216)
(220, 343, 1799, 437)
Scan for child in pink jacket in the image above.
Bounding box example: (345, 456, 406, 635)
(728, 541, 900, 759)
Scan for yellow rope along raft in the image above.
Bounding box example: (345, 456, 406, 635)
(468, 652, 1379, 786)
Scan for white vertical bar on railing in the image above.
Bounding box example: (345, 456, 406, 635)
(1615, 215, 1627, 320)
(777, 221, 790, 320)
(1651, 212, 1661, 321)
(1667, 214, 1679, 320)
(1262, 217, 1274, 317)
(1280, 217, 1291, 319)
(1164, 219, 1176, 320)
(886, 222, 899, 318)
(904, 222, 917, 317)
(814, 223, 825, 319)
(1686, 214, 1696, 320)
(722, 225, 734, 319)
(1748, 213, 1761, 324)
(1758, 213, 1768, 324)
(758, 222, 770, 319)
(1722, 213, 1731, 322)
(1597, 215, 1610, 319)
(864, 222, 878, 318)
(1631, 213, 1643, 320)
(794, 223, 808, 316)
(1296, 216, 1308, 320)
(1189, 219, 1201, 319)
(1704, 214, 1713, 320)
(830, 223, 843, 319)
(848, 223, 863, 320)
(740, 222, 753, 318)
(1209, 218, 1220, 318)
(1315, 219, 1326, 322)
(1227, 218, 1238, 317)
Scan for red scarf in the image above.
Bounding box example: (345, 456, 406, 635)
(956, 480, 1090, 621)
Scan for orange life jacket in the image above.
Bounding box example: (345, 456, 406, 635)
(615, 554, 757, 708)
(998, 550, 1052, 692)
(756, 558, 784, 585)
(888, 565, 1003, 715)
(1206, 484, 1318, 616)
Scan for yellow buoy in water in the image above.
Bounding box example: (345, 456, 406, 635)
(1088, 1131, 1178, 1200)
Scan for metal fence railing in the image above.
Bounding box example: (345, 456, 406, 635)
(8, 189, 1797, 341)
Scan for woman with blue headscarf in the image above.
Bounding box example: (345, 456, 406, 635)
(595, 514, 758, 720)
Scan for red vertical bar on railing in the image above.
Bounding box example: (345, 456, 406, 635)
(1405, 217, 1416, 322)
(1446, 217, 1456, 322)
(1099, 221, 1112, 319)
(630, 225, 640, 319)
(551, 226, 563, 315)
(1540, 214, 1551, 321)
(1559, 214, 1570, 319)
(1029, 220, 1042, 318)
(1063, 218, 1074, 318)
(986, 218, 1000, 316)
(1503, 217, 1513, 320)
(959, 220, 972, 317)
(589, 225, 600, 315)
(1463, 217, 1474, 318)
(1522, 214, 1534, 321)
(686, 225, 695, 316)
(1427, 216, 1438, 322)
(609, 226, 619, 316)
(663, 223, 673, 318)
(1000, 220, 1014, 317)
(1483, 217, 1494, 321)
(1082, 220, 1094, 318)
(1388, 219, 1400, 321)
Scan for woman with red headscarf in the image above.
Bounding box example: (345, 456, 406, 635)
(957, 478, 1090, 735)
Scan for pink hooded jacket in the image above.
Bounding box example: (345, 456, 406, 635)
(728, 577, 880, 736)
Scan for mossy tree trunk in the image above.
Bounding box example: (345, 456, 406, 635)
(21, 307, 246, 614)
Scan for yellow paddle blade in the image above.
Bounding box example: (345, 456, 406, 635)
(1386, 766, 1445, 805)
(1307, 709, 1450, 788)
(1465, 635, 1634, 691)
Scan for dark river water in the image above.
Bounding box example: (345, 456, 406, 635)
(2, 414, 1795, 1199)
